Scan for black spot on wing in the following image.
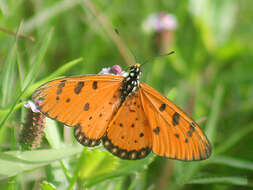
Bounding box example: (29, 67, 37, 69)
(187, 123, 196, 137)
(74, 81, 84, 94)
(92, 81, 98, 89)
(187, 131, 193, 137)
(56, 80, 66, 95)
(84, 103, 89, 111)
(159, 104, 166, 111)
(153, 126, 160, 134)
(172, 112, 180, 126)
(60, 79, 67, 83)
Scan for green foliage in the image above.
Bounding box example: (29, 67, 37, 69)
(0, 0, 253, 189)
(0, 146, 82, 180)
(41, 181, 57, 190)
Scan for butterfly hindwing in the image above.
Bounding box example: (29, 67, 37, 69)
(103, 92, 152, 160)
(32, 75, 124, 146)
(140, 82, 212, 161)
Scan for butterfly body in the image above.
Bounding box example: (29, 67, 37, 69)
(120, 64, 141, 102)
(32, 64, 211, 160)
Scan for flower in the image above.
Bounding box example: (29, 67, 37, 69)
(98, 65, 128, 76)
(20, 100, 45, 149)
(24, 100, 42, 113)
(142, 12, 178, 33)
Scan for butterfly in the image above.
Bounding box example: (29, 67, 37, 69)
(32, 64, 212, 160)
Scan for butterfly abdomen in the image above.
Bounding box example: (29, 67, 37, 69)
(120, 64, 141, 103)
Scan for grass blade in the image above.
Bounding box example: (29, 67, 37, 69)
(188, 176, 252, 187)
(24, 57, 84, 98)
(22, 30, 53, 90)
(0, 43, 17, 107)
(215, 123, 253, 154)
(205, 84, 225, 144)
(23, 0, 80, 33)
(41, 181, 57, 190)
(207, 156, 253, 171)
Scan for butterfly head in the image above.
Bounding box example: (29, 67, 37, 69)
(129, 64, 142, 78)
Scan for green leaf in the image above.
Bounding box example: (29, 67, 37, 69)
(215, 124, 253, 155)
(23, 0, 80, 33)
(83, 153, 154, 188)
(188, 176, 253, 187)
(22, 30, 53, 90)
(0, 43, 17, 107)
(77, 148, 119, 180)
(41, 181, 57, 190)
(207, 156, 253, 171)
(0, 146, 82, 180)
(44, 118, 62, 149)
(0, 89, 28, 129)
(205, 84, 224, 144)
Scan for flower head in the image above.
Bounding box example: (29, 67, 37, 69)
(98, 65, 127, 76)
(24, 100, 42, 113)
(142, 12, 178, 33)
(20, 100, 45, 149)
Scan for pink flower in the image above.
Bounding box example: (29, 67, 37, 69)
(98, 65, 127, 76)
(142, 12, 178, 33)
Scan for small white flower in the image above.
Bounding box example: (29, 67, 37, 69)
(24, 100, 41, 113)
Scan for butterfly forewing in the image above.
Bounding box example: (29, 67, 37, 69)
(140, 82, 211, 161)
(32, 75, 124, 145)
(103, 92, 152, 160)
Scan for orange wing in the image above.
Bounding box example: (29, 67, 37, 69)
(32, 75, 124, 146)
(103, 92, 152, 160)
(139, 82, 212, 161)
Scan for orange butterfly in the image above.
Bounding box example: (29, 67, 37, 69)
(32, 64, 211, 160)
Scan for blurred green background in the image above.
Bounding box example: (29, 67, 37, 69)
(0, 0, 253, 189)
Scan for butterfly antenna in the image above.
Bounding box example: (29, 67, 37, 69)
(141, 51, 175, 67)
(114, 29, 138, 70)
